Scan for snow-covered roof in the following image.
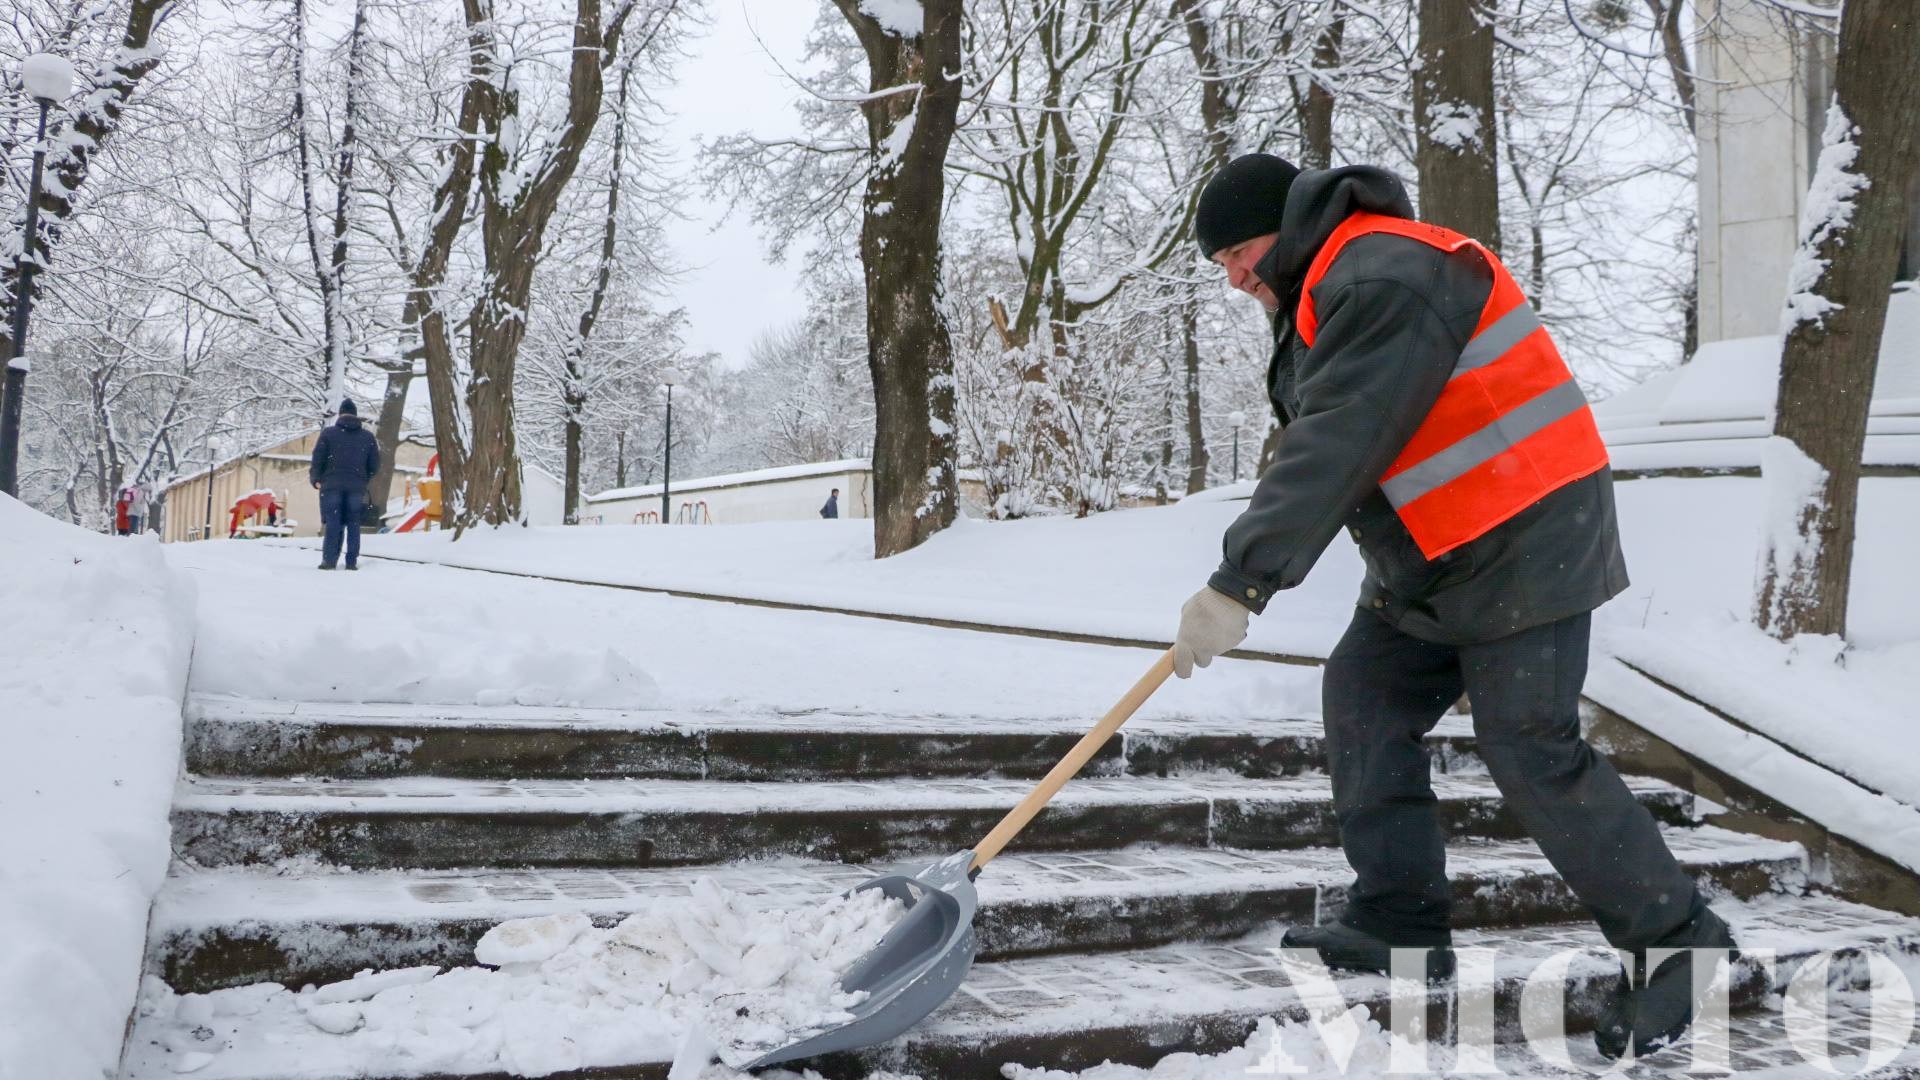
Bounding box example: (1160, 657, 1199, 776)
(160, 429, 317, 493)
(587, 458, 870, 503)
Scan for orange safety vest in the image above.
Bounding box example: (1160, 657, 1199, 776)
(1295, 211, 1611, 561)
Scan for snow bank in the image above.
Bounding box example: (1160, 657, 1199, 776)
(1604, 621, 1920, 811)
(126, 877, 903, 1077)
(1585, 658, 1920, 875)
(0, 495, 195, 1078)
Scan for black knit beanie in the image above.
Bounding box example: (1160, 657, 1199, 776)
(338, 399, 358, 416)
(1195, 153, 1301, 257)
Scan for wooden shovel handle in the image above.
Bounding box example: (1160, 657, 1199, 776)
(969, 650, 1175, 873)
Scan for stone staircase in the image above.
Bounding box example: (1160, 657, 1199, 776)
(125, 692, 1920, 1078)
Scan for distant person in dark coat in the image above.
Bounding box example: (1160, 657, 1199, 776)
(309, 399, 381, 570)
(820, 488, 839, 519)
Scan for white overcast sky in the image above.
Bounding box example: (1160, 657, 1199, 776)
(657, 1, 823, 370)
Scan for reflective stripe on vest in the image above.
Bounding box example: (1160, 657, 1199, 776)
(1295, 211, 1611, 561)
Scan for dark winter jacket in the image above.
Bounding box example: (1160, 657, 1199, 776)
(309, 415, 383, 493)
(820, 493, 839, 519)
(1207, 165, 1628, 645)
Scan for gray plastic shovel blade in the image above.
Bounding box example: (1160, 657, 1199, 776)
(746, 850, 980, 1069)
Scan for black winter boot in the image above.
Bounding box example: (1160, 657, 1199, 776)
(1593, 962, 1634, 1061)
(1634, 906, 1737, 1058)
(1280, 923, 1455, 982)
(1593, 906, 1738, 1061)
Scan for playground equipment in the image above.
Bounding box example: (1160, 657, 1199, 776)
(394, 455, 444, 532)
(228, 489, 288, 538)
(675, 500, 712, 524)
(633, 510, 660, 524)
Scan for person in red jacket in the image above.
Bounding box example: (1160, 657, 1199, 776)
(1170, 154, 1732, 1060)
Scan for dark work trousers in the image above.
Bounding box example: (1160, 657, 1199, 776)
(320, 488, 367, 567)
(1321, 607, 1703, 951)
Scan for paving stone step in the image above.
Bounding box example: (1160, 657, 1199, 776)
(149, 827, 1804, 993)
(170, 773, 1693, 871)
(182, 695, 1482, 781)
(856, 892, 1920, 1079)
(120, 891, 1920, 1080)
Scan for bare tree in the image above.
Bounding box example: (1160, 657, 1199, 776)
(1, 0, 175, 359)
(1, 0, 177, 491)
(288, 0, 367, 410)
(832, 0, 963, 556)
(418, 0, 680, 529)
(1753, 0, 1918, 640)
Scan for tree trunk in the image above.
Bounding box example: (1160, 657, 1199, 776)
(1155, 351, 1172, 506)
(561, 66, 630, 527)
(1413, 0, 1500, 250)
(454, 0, 634, 528)
(1181, 305, 1210, 493)
(290, 0, 362, 408)
(1753, 0, 1920, 641)
(1644, 0, 1698, 360)
(833, 0, 963, 558)
(366, 363, 412, 516)
(413, 0, 489, 524)
(564, 410, 584, 524)
(1301, 15, 1346, 169)
(1173, 0, 1238, 501)
(1643, 0, 1695, 135)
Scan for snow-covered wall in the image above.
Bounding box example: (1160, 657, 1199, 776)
(0, 496, 196, 1077)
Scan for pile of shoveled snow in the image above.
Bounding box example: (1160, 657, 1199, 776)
(125, 879, 904, 1077)
(1004, 1005, 1413, 1078)
(0, 496, 195, 1079)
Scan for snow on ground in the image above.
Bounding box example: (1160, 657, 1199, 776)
(169, 539, 1323, 723)
(124, 877, 904, 1077)
(1596, 476, 1920, 813)
(289, 472, 1919, 691)
(0, 495, 195, 1078)
(286, 501, 1366, 659)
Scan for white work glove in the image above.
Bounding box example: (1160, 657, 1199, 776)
(1172, 585, 1252, 678)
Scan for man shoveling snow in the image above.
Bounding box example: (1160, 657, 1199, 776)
(1169, 153, 1735, 1061)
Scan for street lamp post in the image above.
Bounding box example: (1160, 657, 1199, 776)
(1228, 410, 1247, 482)
(203, 429, 216, 540)
(659, 367, 682, 524)
(0, 52, 77, 498)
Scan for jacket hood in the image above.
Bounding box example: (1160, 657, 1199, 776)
(1253, 165, 1416, 301)
(336, 414, 363, 431)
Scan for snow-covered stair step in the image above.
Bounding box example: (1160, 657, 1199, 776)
(151, 827, 1805, 993)
(170, 772, 1693, 871)
(183, 694, 1482, 781)
(875, 892, 1920, 1079)
(120, 891, 1920, 1080)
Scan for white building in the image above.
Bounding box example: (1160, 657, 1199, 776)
(584, 459, 876, 525)
(1696, 0, 1920, 344)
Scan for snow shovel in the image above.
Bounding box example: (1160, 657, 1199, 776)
(748, 649, 1176, 1069)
